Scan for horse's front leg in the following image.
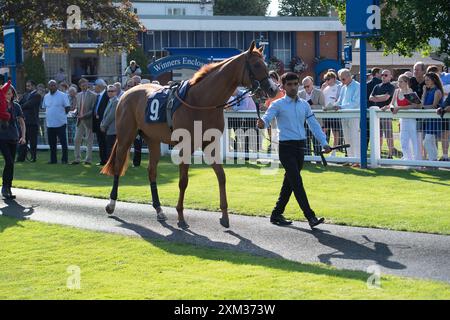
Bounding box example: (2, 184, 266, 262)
(148, 142, 167, 221)
(212, 163, 229, 228)
(176, 163, 190, 229)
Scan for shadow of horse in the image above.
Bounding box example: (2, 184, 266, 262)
(0, 199, 36, 234)
(287, 226, 407, 270)
(108, 216, 376, 282)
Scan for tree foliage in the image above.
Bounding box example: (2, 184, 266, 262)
(278, 0, 330, 17)
(321, 0, 450, 58)
(214, 0, 270, 16)
(0, 0, 144, 55)
(23, 53, 47, 85)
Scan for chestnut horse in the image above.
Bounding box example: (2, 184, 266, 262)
(101, 41, 278, 229)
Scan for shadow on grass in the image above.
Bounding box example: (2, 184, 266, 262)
(108, 216, 395, 283)
(0, 199, 36, 234)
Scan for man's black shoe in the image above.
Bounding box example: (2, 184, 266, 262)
(6, 188, 16, 199)
(307, 216, 325, 229)
(270, 215, 293, 226)
(70, 161, 80, 165)
(2, 187, 15, 200)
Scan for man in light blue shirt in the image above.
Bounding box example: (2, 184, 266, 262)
(42, 80, 70, 164)
(334, 69, 361, 166)
(257, 72, 331, 229)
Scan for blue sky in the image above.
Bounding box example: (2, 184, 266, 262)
(268, 0, 279, 16)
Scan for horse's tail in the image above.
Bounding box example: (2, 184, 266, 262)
(101, 140, 129, 177)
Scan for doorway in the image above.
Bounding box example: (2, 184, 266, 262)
(70, 49, 99, 85)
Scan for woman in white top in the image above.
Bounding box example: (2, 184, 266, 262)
(389, 74, 421, 160)
(321, 71, 341, 155)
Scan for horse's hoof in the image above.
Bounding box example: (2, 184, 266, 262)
(177, 220, 190, 230)
(105, 204, 115, 215)
(156, 210, 167, 221)
(220, 218, 230, 229)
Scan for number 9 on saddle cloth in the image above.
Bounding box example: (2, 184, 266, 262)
(145, 81, 191, 128)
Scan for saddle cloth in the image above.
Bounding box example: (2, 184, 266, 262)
(145, 80, 190, 127)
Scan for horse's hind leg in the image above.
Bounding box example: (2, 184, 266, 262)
(147, 140, 167, 221)
(106, 175, 119, 214)
(176, 163, 190, 229)
(104, 133, 135, 215)
(212, 163, 230, 228)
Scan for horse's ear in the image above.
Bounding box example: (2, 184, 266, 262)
(247, 41, 256, 53)
(258, 46, 264, 54)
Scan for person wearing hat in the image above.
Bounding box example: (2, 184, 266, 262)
(92, 79, 110, 165)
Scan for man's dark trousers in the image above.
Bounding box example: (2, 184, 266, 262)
(47, 125, 68, 163)
(133, 134, 142, 167)
(272, 140, 315, 219)
(17, 124, 38, 161)
(96, 131, 108, 164)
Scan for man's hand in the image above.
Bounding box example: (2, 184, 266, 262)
(19, 137, 26, 145)
(322, 145, 332, 154)
(333, 105, 341, 111)
(257, 118, 265, 129)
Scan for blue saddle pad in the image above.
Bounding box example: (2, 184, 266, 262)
(145, 89, 170, 124)
(145, 81, 190, 124)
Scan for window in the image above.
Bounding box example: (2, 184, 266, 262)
(271, 32, 291, 65)
(167, 8, 186, 16)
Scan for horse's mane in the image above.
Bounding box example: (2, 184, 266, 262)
(189, 49, 263, 86)
(189, 60, 229, 86)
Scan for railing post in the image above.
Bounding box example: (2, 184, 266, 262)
(369, 107, 380, 168)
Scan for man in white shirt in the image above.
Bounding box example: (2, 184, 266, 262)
(334, 69, 361, 167)
(43, 80, 71, 164)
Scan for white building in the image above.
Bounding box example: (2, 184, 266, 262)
(131, 0, 214, 16)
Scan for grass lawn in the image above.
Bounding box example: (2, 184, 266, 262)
(7, 151, 450, 235)
(0, 216, 449, 300)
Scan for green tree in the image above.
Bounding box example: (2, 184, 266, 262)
(0, 0, 143, 55)
(214, 0, 270, 16)
(322, 0, 450, 57)
(23, 53, 47, 85)
(278, 0, 330, 16)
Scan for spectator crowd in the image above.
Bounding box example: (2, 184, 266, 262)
(1, 59, 449, 171)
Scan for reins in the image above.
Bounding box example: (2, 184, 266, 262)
(174, 53, 266, 112)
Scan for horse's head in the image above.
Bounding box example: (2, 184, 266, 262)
(243, 41, 279, 99)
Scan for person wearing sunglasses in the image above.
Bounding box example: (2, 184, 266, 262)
(257, 72, 331, 229)
(100, 85, 119, 161)
(299, 76, 325, 159)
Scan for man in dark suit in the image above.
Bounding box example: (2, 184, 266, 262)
(92, 79, 110, 166)
(17, 81, 42, 162)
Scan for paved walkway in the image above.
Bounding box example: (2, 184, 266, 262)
(1, 188, 449, 282)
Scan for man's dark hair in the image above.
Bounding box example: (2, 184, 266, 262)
(281, 72, 299, 85)
(26, 80, 36, 87)
(371, 68, 382, 76)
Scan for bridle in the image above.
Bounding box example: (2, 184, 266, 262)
(174, 53, 268, 112)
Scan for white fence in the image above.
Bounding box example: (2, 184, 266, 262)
(35, 110, 450, 168)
